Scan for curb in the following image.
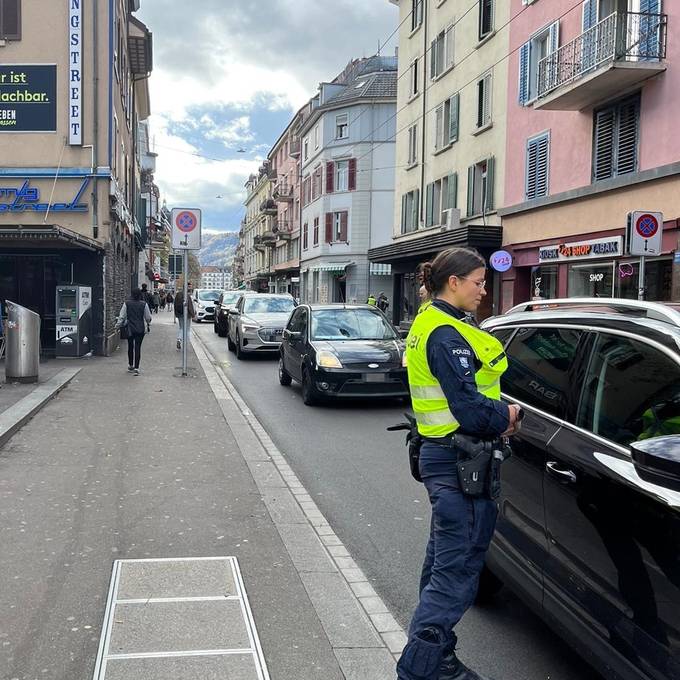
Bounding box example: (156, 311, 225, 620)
(0, 367, 82, 450)
(191, 333, 407, 674)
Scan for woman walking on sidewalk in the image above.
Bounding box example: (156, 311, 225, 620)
(174, 290, 195, 350)
(116, 288, 152, 375)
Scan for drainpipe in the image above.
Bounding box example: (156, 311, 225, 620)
(419, 0, 428, 226)
(92, 0, 99, 239)
(366, 103, 375, 303)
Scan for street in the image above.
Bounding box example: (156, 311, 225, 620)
(194, 321, 602, 680)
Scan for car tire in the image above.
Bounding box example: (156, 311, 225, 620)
(227, 331, 235, 352)
(278, 356, 292, 386)
(475, 564, 504, 603)
(301, 367, 320, 406)
(235, 332, 245, 360)
(218, 322, 228, 338)
(213, 321, 218, 334)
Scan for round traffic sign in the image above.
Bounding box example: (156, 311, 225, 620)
(176, 210, 197, 233)
(635, 213, 659, 239)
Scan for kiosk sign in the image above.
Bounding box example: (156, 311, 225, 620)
(628, 211, 662, 256)
(171, 208, 202, 250)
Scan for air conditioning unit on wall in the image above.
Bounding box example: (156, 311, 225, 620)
(442, 208, 461, 231)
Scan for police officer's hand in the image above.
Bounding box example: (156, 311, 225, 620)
(503, 404, 522, 436)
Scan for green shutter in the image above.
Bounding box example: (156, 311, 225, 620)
(447, 173, 457, 209)
(401, 194, 407, 231)
(485, 157, 495, 211)
(425, 183, 434, 227)
(413, 189, 420, 229)
(466, 166, 475, 216)
(448, 93, 459, 143)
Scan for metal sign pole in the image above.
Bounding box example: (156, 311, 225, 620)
(182, 249, 188, 376)
(638, 255, 646, 301)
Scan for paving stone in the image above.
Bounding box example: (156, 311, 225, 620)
(334, 648, 396, 680)
(104, 653, 259, 680)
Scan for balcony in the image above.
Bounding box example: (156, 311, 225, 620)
(273, 185, 294, 203)
(273, 220, 294, 240)
(536, 11, 667, 111)
(289, 138, 301, 157)
(260, 198, 278, 215)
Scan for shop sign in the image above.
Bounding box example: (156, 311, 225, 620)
(0, 178, 89, 213)
(489, 250, 513, 272)
(539, 236, 623, 263)
(0, 65, 57, 132)
(68, 0, 83, 145)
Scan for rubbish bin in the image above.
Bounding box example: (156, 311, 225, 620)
(5, 300, 40, 383)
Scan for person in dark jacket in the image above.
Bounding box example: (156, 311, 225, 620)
(140, 283, 154, 309)
(116, 288, 152, 375)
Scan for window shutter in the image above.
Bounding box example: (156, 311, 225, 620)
(1, 0, 20, 40)
(518, 42, 531, 105)
(526, 135, 549, 199)
(593, 108, 616, 181)
(348, 158, 357, 190)
(448, 93, 459, 143)
(445, 24, 454, 69)
(447, 173, 457, 210)
(526, 138, 539, 199)
(401, 194, 407, 231)
(485, 157, 495, 211)
(434, 105, 443, 149)
(425, 183, 434, 227)
(430, 38, 437, 78)
(467, 166, 475, 216)
(549, 21, 560, 54)
(412, 189, 420, 229)
(616, 98, 639, 176)
(340, 212, 348, 242)
(483, 74, 492, 126)
(325, 213, 333, 242)
(639, 0, 660, 60)
(326, 162, 334, 193)
(582, 0, 596, 30)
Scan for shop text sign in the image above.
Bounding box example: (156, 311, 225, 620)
(539, 236, 623, 263)
(0, 65, 57, 132)
(69, 0, 83, 145)
(0, 178, 89, 213)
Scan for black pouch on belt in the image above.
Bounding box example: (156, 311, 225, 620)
(453, 434, 492, 497)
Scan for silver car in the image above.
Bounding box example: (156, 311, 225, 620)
(227, 293, 296, 359)
(192, 289, 222, 322)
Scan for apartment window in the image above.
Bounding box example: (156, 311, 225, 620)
(479, 0, 494, 40)
(518, 21, 559, 105)
(593, 94, 640, 182)
(411, 0, 423, 32)
(425, 174, 457, 227)
(526, 132, 550, 200)
(302, 175, 311, 206)
(314, 125, 319, 149)
(434, 93, 459, 151)
(466, 157, 495, 216)
(409, 59, 419, 98)
(313, 217, 319, 246)
(303, 138, 309, 160)
(407, 124, 418, 167)
(0, 0, 21, 40)
(400, 189, 420, 234)
(430, 24, 455, 79)
(303, 222, 308, 250)
(336, 113, 349, 139)
(326, 211, 348, 243)
(335, 160, 349, 191)
(476, 73, 492, 129)
(312, 166, 322, 201)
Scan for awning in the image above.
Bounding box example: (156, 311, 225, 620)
(0, 225, 104, 251)
(310, 261, 354, 272)
(370, 263, 392, 275)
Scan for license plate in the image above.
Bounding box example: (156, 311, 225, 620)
(364, 373, 386, 382)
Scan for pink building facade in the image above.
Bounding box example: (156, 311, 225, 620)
(500, 0, 680, 309)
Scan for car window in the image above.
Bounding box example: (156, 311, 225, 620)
(502, 327, 583, 418)
(244, 297, 295, 314)
(310, 308, 397, 341)
(198, 290, 221, 301)
(491, 327, 516, 347)
(577, 334, 680, 446)
(222, 292, 240, 305)
(287, 308, 306, 333)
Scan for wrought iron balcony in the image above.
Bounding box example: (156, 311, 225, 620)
(260, 198, 278, 215)
(273, 220, 294, 240)
(273, 185, 294, 203)
(536, 11, 667, 111)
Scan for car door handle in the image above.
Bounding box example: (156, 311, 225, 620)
(546, 461, 577, 484)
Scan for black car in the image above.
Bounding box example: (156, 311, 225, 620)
(478, 298, 680, 680)
(278, 304, 409, 405)
(213, 290, 244, 337)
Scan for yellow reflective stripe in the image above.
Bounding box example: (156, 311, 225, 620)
(410, 385, 447, 400)
(415, 409, 458, 426)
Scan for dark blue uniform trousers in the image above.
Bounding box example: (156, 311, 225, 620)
(397, 441, 498, 679)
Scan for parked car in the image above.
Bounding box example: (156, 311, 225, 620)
(227, 293, 296, 359)
(278, 304, 408, 405)
(478, 298, 680, 680)
(214, 290, 245, 337)
(191, 289, 222, 322)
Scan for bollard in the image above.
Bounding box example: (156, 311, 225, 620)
(5, 300, 40, 384)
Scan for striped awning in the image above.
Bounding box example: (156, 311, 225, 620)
(370, 263, 392, 276)
(310, 261, 354, 272)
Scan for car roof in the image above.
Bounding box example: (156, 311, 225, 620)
(305, 304, 381, 311)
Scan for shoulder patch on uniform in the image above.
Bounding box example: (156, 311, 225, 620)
(459, 357, 470, 369)
(451, 348, 472, 356)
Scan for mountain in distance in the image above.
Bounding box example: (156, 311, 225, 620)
(199, 231, 239, 268)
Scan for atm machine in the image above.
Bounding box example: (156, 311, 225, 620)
(55, 285, 92, 357)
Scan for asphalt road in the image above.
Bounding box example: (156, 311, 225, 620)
(196, 321, 602, 680)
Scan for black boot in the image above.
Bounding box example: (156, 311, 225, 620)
(439, 648, 496, 680)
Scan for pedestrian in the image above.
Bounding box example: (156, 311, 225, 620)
(397, 247, 521, 680)
(166, 291, 174, 313)
(366, 293, 377, 306)
(116, 288, 152, 376)
(174, 290, 196, 350)
(151, 290, 161, 314)
(140, 283, 154, 309)
(160, 292, 166, 312)
(377, 291, 389, 312)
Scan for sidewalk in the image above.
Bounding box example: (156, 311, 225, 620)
(0, 316, 402, 679)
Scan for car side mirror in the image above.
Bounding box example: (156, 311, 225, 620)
(630, 435, 680, 492)
(228, 307, 238, 315)
(285, 329, 303, 340)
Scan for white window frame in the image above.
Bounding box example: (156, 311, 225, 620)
(314, 125, 319, 149)
(303, 138, 309, 161)
(332, 212, 345, 242)
(431, 23, 455, 79)
(476, 72, 492, 129)
(407, 123, 418, 166)
(409, 58, 419, 98)
(401, 189, 420, 233)
(411, 0, 424, 33)
(479, 0, 495, 41)
(335, 160, 349, 191)
(335, 113, 349, 139)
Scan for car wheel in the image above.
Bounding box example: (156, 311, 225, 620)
(213, 321, 218, 334)
(475, 564, 503, 603)
(301, 368, 320, 406)
(235, 332, 245, 360)
(218, 322, 228, 338)
(278, 356, 292, 386)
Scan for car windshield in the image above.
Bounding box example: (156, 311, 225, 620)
(222, 292, 241, 305)
(243, 297, 295, 314)
(311, 308, 397, 341)
(198, 290, 221, 301)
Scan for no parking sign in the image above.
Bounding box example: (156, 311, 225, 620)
(628, 211, 662, 256)
(171, 208, 202, 250)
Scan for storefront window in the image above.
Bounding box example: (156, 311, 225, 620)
(531, 265, 558, 300)
(615, 259, 672, 301)
(401, 273, 418, 323)
(568, 262, 615, 297)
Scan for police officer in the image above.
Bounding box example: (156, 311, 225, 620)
(367, 293, 377, 306)
(397, 247, 521, 680)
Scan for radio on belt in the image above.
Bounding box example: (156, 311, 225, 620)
(55, 285, 92, 357)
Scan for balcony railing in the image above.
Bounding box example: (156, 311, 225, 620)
(273, 220, 294, 239)
(273, 185, 295, 202)
(289, 138, 301, 157)
(538, 11, 667, 104)
(260, 198, 278, 215)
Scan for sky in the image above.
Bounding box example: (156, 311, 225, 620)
(136, 1, 399, 233)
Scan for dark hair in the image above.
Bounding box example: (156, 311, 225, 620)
(131, 288, 142, 301)
(420, 247, 485, 296)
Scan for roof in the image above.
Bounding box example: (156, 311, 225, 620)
(304, 304, 380, 311)
(325, 70, 397, 106)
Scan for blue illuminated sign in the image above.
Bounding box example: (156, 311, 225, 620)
(0, 178, 89, 212)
